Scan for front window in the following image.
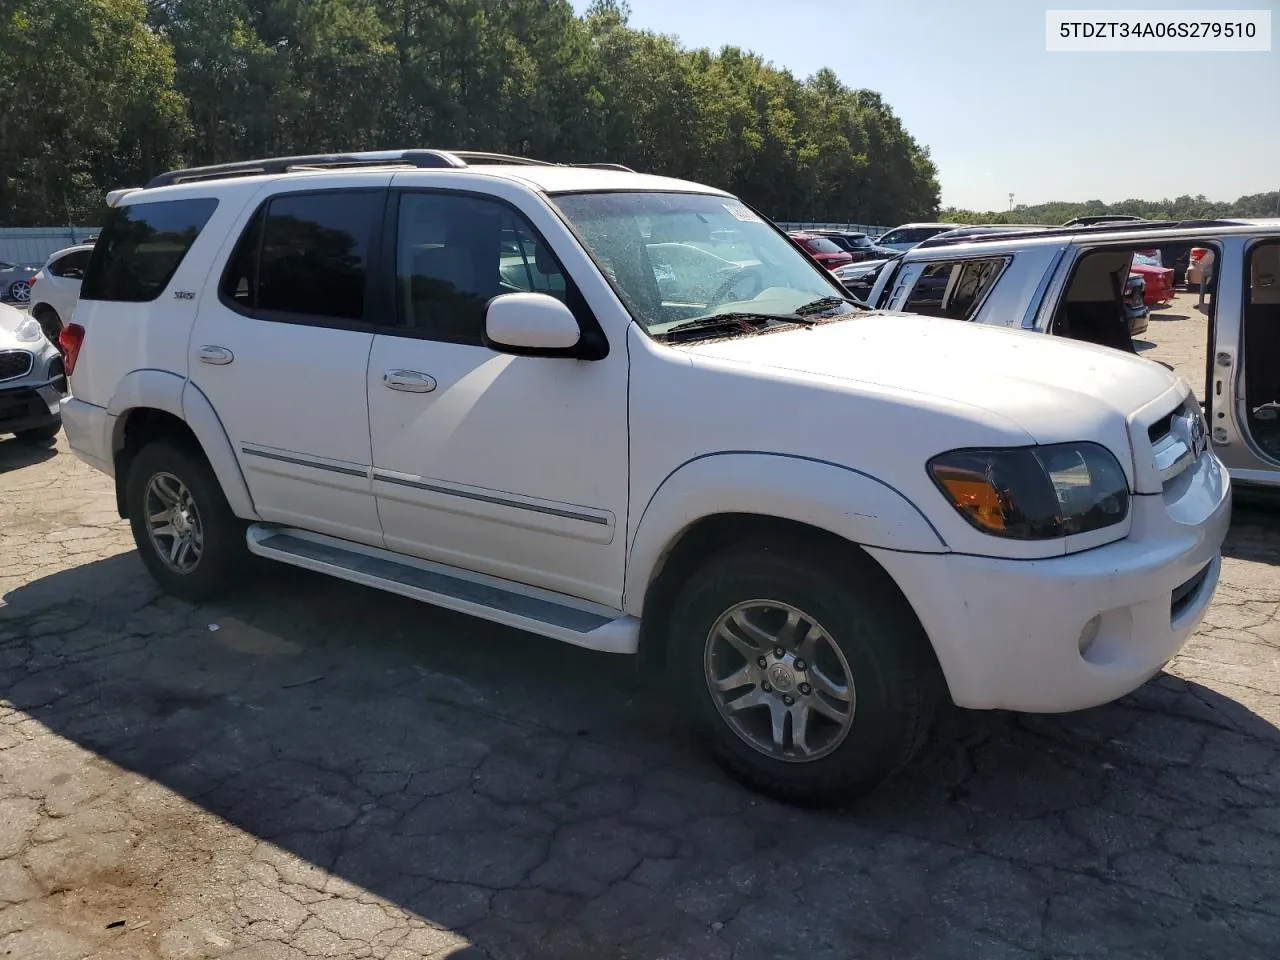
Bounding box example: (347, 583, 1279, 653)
(551, 192, 853, 337)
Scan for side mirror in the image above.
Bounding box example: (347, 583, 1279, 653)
(484, 292, 581, 356)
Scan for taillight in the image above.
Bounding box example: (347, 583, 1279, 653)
(60, 323, 86, 376)
(28, 274, 38, 288)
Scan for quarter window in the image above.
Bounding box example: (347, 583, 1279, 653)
(394, 193, 570, 346)
(50, 250, 91, 279)
(902, 257, 1007, 320)
(81, 198, 218, 302)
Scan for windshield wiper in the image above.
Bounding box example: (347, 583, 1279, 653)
(661, 312, 796, 340)
(794, 295, 863, 316)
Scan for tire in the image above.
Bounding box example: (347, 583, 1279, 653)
(125, 439, 247, 603)
(8, 280, 31, 304)
(669, 541, 941, 807)
(15, 421, 61, 444)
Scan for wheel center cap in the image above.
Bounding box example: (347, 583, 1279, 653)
(767, 662, 797, 693)
(173, 511, 189, 534)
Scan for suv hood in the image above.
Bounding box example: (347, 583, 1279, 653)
(677, 311, 1184, 445)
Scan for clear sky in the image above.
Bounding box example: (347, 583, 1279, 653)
(570, 0, 1279, 210)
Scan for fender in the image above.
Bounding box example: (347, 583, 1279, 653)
(623, 451, 949, 615)
(105, 369, 258, 520)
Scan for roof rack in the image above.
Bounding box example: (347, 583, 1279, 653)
(143, 149, 635, 189)
(915, 218, 1248, 249)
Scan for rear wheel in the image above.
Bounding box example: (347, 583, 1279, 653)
(126, 440, 247, 602)
(8, 280, 31, 304)
(669, 542, 941, 807)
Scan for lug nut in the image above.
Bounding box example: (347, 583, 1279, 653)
(757, 657, 768, 668)
(798, 683, 811, 696)
(794, 659, 807, 671)
(782, 695, 795, 706)
(761, 681, 772, 693)
(774, 647, 786, 658)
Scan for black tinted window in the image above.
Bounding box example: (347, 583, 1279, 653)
(255, 192, 380, 321)
(904, 258, 1007, 320)
(50, 250, 91, 279)
(396, 193, 569, 345)
(81, 198, 217, 302)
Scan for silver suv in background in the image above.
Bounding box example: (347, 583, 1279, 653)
(866, 219, 1280, 491)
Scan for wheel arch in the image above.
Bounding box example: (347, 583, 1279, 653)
(107, 370, 257, 520)
(626, 452, 949, 675)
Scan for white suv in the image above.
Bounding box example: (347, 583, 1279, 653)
(61, 150, 1230, 804)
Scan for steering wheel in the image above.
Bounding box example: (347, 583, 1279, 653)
(705, 264, 768, 311)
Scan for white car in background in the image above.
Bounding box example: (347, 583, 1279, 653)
(29, 242, 95, 344)
(874, 223, 965, 252)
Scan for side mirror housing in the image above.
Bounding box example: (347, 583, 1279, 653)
(483, 292, 583, 357)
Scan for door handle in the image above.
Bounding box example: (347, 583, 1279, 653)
(383, 370, 437, 393)
(197, 345, 234, 365)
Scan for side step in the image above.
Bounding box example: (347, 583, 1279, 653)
(246, 525, 640, 654)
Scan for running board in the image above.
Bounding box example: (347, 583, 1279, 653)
(246, 525, 640, 654)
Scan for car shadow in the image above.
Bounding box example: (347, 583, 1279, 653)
(1150, 310, 1191, 322)
(2, 541, 1278, 956)
(0, 434, 58, 473)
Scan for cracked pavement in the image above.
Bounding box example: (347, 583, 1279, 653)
(2, 397, 1279, 957)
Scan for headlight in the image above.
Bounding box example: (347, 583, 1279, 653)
(927, 443, 1129, 540)
(13, 316, 48, 344)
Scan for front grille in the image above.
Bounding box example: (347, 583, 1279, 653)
(0, 349, 34, 382)
(48, 356, 67, 395)
(1171, 563, 1211, 621)
(0, 388, 44, 424)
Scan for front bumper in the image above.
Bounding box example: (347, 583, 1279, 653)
(0, 346, 66, 435)
(0, 381, 63, 434)
(869, 452, 1231, 713)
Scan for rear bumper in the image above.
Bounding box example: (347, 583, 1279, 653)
(61, 396, 113, 474)
(869, 454, 1231, 713)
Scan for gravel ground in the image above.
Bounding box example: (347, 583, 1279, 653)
(1, 313, 1278, 959)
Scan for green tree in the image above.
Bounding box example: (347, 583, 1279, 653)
(1, 0, 189, 225)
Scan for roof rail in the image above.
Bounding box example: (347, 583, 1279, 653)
(915, 217, 1248, 249)
(143, 149, 639, 189)
(145, 150, 467, 188)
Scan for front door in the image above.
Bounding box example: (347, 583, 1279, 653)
(366, 188, 629, 607)
(188, 180, 390, 543)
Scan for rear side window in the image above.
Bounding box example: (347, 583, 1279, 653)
(903, 257, 1008, 320)
(220, 190, 381, 323)
(49, 250, 91, 279)
(81, 198, 218, 302)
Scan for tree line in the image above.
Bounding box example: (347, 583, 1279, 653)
(0, 0, 942, 227)
(942, 191, 1280, 226)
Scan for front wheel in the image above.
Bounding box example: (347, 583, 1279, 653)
(126, 440, 247, 602)
(669, 543, 941, 806)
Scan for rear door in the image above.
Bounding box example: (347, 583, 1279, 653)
(188, 177, 391, 544)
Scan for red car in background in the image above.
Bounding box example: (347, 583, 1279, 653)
(1131, 250, 1176, 306)
(788, 232, 854, 271)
